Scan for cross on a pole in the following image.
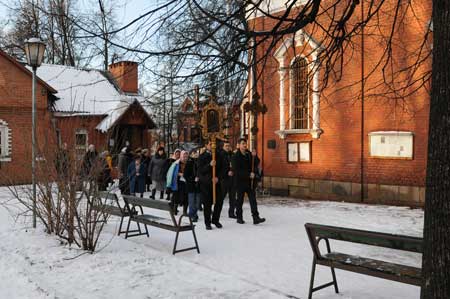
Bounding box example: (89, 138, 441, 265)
(243, 91, 267, 149)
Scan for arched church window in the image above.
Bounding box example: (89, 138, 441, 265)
(291, 57, 309, 129)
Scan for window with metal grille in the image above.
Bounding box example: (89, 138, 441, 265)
(291, 57, 309, 129)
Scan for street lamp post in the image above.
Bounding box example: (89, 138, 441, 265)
(24, 37, 46, 229)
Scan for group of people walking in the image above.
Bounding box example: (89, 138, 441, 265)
(104, 137, 266, 230)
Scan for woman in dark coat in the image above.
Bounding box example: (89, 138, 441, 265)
(148, 147, 168, 199)
(127, 154, 146, 197)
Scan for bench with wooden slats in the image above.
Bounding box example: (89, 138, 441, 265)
(305, 223, 422, 299)
(92, 191, 136, 236)
(122, 195, 200, 255)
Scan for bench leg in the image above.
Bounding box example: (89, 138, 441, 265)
(143, 223, 149, 238)
(191, 226, 200, 254)
(125, 217, 132, 239)
(172, 229, 180, 255)
(330, 266, 339, 294)
(136, 222, 142, 234)
(118, 216, 125, 236)
(308, 259, 317, 299)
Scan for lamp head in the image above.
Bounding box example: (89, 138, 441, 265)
(24, 38, 46, 68)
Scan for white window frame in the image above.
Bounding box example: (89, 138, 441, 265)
(274, 30, 324, 139)
(0, 120, 11, 162)
(287, 141, 312, 163)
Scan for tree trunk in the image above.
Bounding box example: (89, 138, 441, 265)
(421, 0, 450, 297)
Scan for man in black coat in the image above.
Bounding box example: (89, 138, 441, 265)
(197, 140, 224, 230)
(232, 138, 266, 225)
(220, 141, 237, 218)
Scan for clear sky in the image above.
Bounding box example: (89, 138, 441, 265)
(0, 0, 153, 31)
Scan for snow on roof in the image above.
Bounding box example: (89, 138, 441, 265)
(35, 64, 123, 114)
(95, 95, 154, 133)
(33, 64, 154, 132)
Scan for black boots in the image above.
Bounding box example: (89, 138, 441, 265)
(237, 218, 245, 224)
(150, 189, 156, 199)
(253, 216, 266, 225)
(212, 221, 223, 228)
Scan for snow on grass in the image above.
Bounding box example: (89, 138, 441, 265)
(0, 187, 423, 298)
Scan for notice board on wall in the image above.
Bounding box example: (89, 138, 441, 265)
(369, 131, 413, 159)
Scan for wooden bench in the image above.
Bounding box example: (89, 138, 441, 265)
(122, 195, 200, 255)
(305, 223, 422, 299)
(93, 191, 138, 236)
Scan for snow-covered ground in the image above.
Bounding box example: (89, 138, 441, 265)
(0, 187, 423, 299)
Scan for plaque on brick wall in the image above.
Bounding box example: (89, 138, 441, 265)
(267, 139, 276, 149)
(369, 131, 413, 159)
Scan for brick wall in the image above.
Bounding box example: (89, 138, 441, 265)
(250, 0, 432, 205)
(0, 53, 56, 184)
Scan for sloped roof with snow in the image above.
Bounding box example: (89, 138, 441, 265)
(35, 64, 123, 114)
(34, 64, 154, 132)
(95, 95, 155, 133)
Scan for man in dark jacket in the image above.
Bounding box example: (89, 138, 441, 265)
(220, 141, 237, 218)
(197, 140, 223, 230)
(232, 138, 265, 225)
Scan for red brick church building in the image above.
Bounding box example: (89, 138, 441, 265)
(245, 1, 431, 206)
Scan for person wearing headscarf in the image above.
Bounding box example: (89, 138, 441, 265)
(166, 150, 189, 215)
(165, 148, 181, 202)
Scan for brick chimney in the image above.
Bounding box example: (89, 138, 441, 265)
(108, 61, 138, 94)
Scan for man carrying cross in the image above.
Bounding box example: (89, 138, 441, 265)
(197, 140, 224, 230)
